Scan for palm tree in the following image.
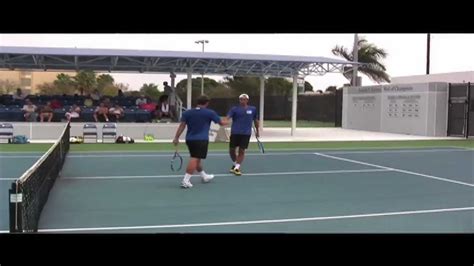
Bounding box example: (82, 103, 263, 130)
(332, 37, 390, 84)
(73, 70, 97, 95)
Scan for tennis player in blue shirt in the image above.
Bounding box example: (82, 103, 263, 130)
(226, 93, 259, 176)
(173, 95, 228, 188)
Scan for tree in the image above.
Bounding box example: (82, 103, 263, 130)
(139, 83, 161, 101)
(0, 79, 19, 95)
(175, 77, 225, 99)
(52, 73, 76, 95)
(222, 76, 293, 97)
(74, 70, 97, 95)
(37, 82, 59, 95)
(101, 84, 119, 96)
(332, 37, 390, 84)
(325, 86, 337, 94)
(222, 76, 260, 97)
(304, 81, 313, 92)
(97, 74, 115, 92)
(115, 83, 130, 92)
(265, 77, 292, 96)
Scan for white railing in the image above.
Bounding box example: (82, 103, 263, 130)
(175, 95, 186, 121)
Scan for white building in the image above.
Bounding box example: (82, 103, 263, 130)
(392, 71, 474, 84)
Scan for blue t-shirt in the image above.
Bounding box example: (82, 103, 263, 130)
(227, 105, 258, 135)
(181, 107, 221, 141)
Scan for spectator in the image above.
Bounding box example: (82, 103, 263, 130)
(13, 88, 26, 100)
(39, 101, 54, 122)
(103, 97, 112, 108)
(22, 99, 38, 122)
(118, 89, 124, 98)
(91, 89, 101, 103)
(93, 102, 109, 122)
(157, 96, 173, 120)
(163, 81, 172, 95)
(65, 104, 81, 121)
(109, 103, 124, 122)
(135, 95, 147, 106)
(84, 96, 93, 107)
(50, 98, 63, 109)
(163, 81, 176, 118)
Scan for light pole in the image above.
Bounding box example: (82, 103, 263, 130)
(352, 33, 359, 86)
(195, 40, 209, 95)
(426, 33, 431, 75)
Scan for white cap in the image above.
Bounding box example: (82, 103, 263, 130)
(239, 94, 249, 99)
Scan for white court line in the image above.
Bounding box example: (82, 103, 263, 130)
(67, 145, 470, 154)
(60, 148, 474, 159)
(0, 152, 45, 154)
(27, 206, 474, 233)
(66, 152, 315, 158)
(0, 155, 42, 158)
(1, 147, 469, 159)
(314, 152, 474, 188)
(0, 178, 17, 181)
(324, 149, 473, 155)
(62, 168, 392, 180)
(2, 147, 469, 159)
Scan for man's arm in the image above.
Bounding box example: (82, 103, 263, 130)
(219, 117, 229, 126)
(173, 121, 186, 145)
(224, 107, 234, 126)
(253, 119, 260, 138)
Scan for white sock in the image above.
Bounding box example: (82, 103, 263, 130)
(235, 163, 240, 170)
(198, 171, 207, 177)
(183, 173, 192, 182)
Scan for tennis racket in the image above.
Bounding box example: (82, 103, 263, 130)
(253, 127, 265, 154)
(170, 146, 183, 171)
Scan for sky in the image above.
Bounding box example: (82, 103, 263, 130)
(1, 34, 474, 91)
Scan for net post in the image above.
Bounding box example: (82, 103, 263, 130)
(9, 182, 23, 233)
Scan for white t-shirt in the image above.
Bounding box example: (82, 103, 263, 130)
(161, 103, 170, 112)
(109, 107, 123, 115)
(136, 98, 147, 106)
(22, 104, 37, 113)
(91, 93, 101, 101)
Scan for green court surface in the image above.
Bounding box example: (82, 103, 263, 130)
(0, 141, 473, 233)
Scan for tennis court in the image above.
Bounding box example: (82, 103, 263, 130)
(1, 140, 473, 233)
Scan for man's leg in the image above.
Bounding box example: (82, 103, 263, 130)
(229, 134, 238, 172)
(47, 113, 53, 122)
(196, 159, 203, 172)
(229, 147, 237, 170)
(182, 157, 199, 188)
(236, 148, 246, 166)
(233, 135, 249, 175)
(196, 159, 213, 182)
(232, 148, 245, 176)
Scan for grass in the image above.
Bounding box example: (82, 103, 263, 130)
(2, 139, 471, 153)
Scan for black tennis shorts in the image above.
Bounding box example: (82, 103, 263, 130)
(186, 140, 209, 159)
(229, 134, 251, 149)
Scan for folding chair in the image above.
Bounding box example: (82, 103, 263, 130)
(102, 123, 117, 143)
(83, 123, 98, 143)
(0, 123, 14, 143)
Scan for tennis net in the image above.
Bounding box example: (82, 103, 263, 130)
(9, 122, 71, 232)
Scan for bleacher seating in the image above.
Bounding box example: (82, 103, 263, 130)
(0, 94, 155, 122)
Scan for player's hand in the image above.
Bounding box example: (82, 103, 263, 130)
(173, 138, 179, 146)
(255, 131, 260, 138)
